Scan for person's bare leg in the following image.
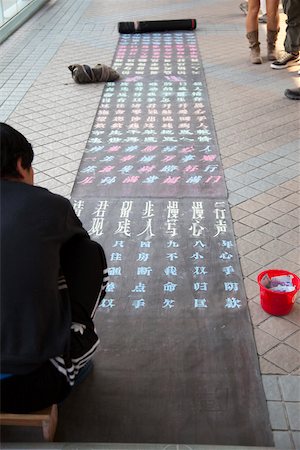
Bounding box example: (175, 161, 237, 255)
(246, 0, 262, 63)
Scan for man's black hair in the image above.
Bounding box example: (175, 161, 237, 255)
(0, 122, 34, 178)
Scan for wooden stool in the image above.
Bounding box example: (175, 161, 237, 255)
(0, 404, 58, 441)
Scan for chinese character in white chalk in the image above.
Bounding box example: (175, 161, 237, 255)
(108, 267, 121, 276)
(100, 176, 116, 185)
(163, 282, 177, 292)
(224, 282, 239, 292)
(166, 253, 178, 261)
(189, 223, 205, 237)
(93, 201, 109, 218)
(164, 266, 177, 276)
(143, 176, 159, 184)
(81, 165, 97, 174)
(214, 220, 227, 236)
(167, 241, 179, 248)
(222, 266, 235, 276)
(193, 240, 206, 248)
(114, 219, 131, 237)
(132, 282, 146, 293)
(194, 266, 208, 275)
(73, 200, 84, 218)
(190, 252, 204, 260)
(222, 240, 233, 249)
(140, 241, 151, 248)
(88, 218, 104, 236)
(111, 253, 122, 261)
(194, 282, 208, 291)
(137, 253, 150, 262)
(219, 252, 233, 260)
(204, 165, 218, 173)
(106, 282, 116, 292)
(100, 299, 115, 308)
(137, 267, 152, 276)
(142, 201, 154, 218)
(194, 299, 208, 308)
(113, 240, 124, 248)
(137, 220, 155, 239)
(119, 165, 134, 174)
(225, 297, 242, 309)
(132, 299, 145, 309)
(186, 176, 202, 184)
(163, 299, 175, 308)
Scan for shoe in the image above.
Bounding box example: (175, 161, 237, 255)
(284, 88, 300, 100)
(258, 13, 267, 23)
(271, 51, 299, 69)
(240, 1, 248, 15)
(246, 31, 262, 64)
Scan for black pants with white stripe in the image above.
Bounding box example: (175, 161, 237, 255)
(1, 240, 108, 413)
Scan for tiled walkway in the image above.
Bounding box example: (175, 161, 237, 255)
(0, 0, 299, 448)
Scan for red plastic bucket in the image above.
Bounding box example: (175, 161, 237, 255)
(257, 269, 300, 316)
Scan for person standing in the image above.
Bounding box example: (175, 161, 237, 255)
(271, 0, 300, 69)
(246, 0, 280, 63)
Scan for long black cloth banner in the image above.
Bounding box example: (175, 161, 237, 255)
(63, 31, 273, 445)
(72, 32, 226, 199)
(60, 197, 273, 444)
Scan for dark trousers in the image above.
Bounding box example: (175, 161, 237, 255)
(282, 0, 300, 53)
(1, 239, 107, 413)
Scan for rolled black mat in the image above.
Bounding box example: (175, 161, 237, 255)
(118, 19, 197, 34)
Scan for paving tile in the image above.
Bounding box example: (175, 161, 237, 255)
(279, 376, 300, 402)
(286, 403, 300, 431)
(262, 239, 295, 257)
(238, 199, 263, 213)
(254, 328, 280, 355)
(256, 206, 285, 221)
(268, 401, 289, 430)
(228, 192, 248, 206)
(262, 375, 282, 401)
(271, 200, 298, 214)
(266, 186, 293, 199)
(248, 300, 270, 326)
(289, 207, 300, 219)
(252, 192, 278, 206)
(236, 237, 258, 256)
(292, 431, 300, 449)
(260, 357, 287, 375)
(243, 229, 274, 246)
(284, 249, 300, 265)
(240, 257, 261, 277)
(259, 222, 290, 238)
(275, 214, 300, 231)
(285, 193, 300, 205)
(231, 206, 249, 221)
(233, 222, 253, 237)
(243, 277, 260, 299)
(273, 431, 294, 449)
(259, 316, 299, 341)
(265, 344, 300, 373)
(246, 248, 278, 266)
(286, 331, 300, 352)
(250, 179, 275, 192)
(239, 214, 269, 228)
(235, 185, 261, 199)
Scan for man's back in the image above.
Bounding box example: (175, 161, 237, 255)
(1, 180, 87, 374)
